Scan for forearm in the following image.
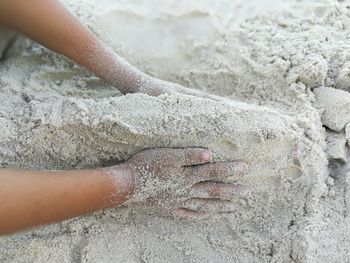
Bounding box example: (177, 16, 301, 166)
(0, 0, 143, 94)
(0, 167, 132, 235)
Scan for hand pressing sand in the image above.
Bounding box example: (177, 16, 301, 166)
(136, 75, 229, 101)
(106, 148, 248, 220)
(0, 148, 247, 235)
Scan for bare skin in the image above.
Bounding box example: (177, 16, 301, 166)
(0, 148, 247, 235)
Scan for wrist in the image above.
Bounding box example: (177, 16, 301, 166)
(136, 75, 176, 96)
(121, 70, 147, 94)
(99, 47, 147, 95)
(100, 165, 135, 207)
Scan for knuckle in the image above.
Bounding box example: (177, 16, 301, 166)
(200, 166, 211, 178)
(187, 148, 206, 164)
(209, 162, 231, 177)
(184, 148, 193, 164)
(207, 184, 222, 198)
(220, 162, 232, 173)
(202, 164, 217, 178)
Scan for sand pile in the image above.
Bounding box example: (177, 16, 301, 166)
(1, 0, 350, 262)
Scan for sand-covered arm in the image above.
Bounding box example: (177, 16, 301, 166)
(0, 0, 207, 97)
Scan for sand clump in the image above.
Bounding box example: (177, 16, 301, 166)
(314, 86, 350, 131)
(1, 0, 350, 262)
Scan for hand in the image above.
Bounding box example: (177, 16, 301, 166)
(136, 75, 226, 102)
(114, 148, 248, 220)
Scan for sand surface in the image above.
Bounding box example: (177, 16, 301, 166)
(1, 0, 350, 262)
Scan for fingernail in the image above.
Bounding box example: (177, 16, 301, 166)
(201, 151, 212, 162)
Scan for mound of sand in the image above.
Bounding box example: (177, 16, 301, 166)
(1, 0, 350, 262)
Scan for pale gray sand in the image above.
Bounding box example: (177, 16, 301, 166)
(1, 0, 350, 262)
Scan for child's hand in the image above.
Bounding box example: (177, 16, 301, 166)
(110, 148, 248, 220)
(134, 75, 228, 103)
(135, 74, 215, 100)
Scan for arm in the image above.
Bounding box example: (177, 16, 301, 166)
(0, 148, 247, 235)
(0, 167, 132, 235)
(0, 0, 223, 98)
(0, 0, 143, 95)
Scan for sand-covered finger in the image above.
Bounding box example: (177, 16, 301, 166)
(186, 161, 248, 181)
(179, 148, 212, 166)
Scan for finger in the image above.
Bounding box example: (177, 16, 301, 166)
(183, 198, 239, 213)
(173, 208, 209, 220)
(185, 161, 248, 181)
(177, 148, 213, 166)
(191, 182, 243, 200)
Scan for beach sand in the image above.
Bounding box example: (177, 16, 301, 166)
(1, 0, 350, 262)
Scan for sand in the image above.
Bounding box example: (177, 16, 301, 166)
(1, 0, 350, 262)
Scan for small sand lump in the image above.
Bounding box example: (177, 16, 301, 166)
(326, 131, 347, 162)
(288, 54, 328, 88)
(345, 123, 350, 147)
(336, 61, 350, 90)
(314, 86, 350, 131)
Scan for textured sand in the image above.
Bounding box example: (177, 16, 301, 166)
(1, 0, 350, 262)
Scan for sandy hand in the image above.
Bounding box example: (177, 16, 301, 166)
(118, 148, 248, 220)
(135, 75, 227, 102)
